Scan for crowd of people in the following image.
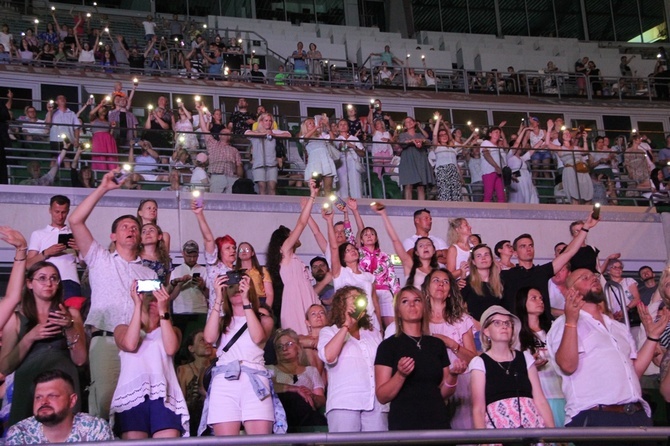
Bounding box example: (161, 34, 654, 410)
(0, 178, 668, 443)
(5, 88, 668, 208)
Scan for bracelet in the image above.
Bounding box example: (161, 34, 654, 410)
(452, 344, 460, 354)
(66, 333, 80, 349)
(342, 324, 350, 330)
(647, 336, 661, 343)
(64, 319, 74, 330)
(565, 323, 577, 328)
(442, 380, 458, 388)
(41, 250, 48, 259)
(16, 247, 27, 251)
(14, 256, 26, 261)
(580, 228, 589, 233)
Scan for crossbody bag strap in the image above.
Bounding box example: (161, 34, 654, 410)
(223, 323, 248, 352)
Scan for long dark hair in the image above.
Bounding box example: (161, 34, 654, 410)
(407, 237, 438, 287)
(22, 261, 64, 329)
(515, 287, 551, 354)
(266, 225, 290, 316)
(221, 277, 260, 334)
(421, 268, 467, 324)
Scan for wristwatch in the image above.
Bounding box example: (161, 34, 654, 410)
(242, 304, 253, 310)
(160, 312, 171, 320)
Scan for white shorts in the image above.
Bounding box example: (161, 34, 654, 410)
(377, 289, 394, 317)
(253, 166, 278, 183)
(207, 370, 274, 424)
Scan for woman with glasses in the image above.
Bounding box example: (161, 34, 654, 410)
(317, 286, 387, 432)
(469, 306, 554, 430)
(0, 251, 86, 425)
(516, 287, 566, 427)
(234, 242, 273, 308)
(605, 259, 642, 328)
(375, 286, 460, 430)
(422, 268, 475, 428)
(268, 328, 326, 431)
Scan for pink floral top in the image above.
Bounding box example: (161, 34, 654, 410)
(359, 245, 400, 294)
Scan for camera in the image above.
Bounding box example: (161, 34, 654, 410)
(224, 269, 246, 285)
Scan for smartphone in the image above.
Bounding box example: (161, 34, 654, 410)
(58, 233, 73, 245)
(349, 295, 368, 320)
(113, 164, 133, 185)
(136, 279, 162, 293)
(192, 272, 200, 279)
(192, 190, 203, 208)
(312, 172, 323, 189)
(225, 269, 246, 285)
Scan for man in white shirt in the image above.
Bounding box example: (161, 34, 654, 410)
(45, 95, 80, 152)
(547, 268, 669, 440)
(402, 208, 448, 265)
(69, 171, 156, 420)
(547, 262, 569, 317)
(169, 240, 208, 332)
(27, 195, 82, 302)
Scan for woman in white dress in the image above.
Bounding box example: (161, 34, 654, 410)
(507, 126, 539, 204)
(545, 119, 593, 204)
(300, 116, 336, 194)
(335, 119, 365, 198)
(111, 284, 188, 438)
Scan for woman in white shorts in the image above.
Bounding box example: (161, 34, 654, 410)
(202, 274, 275, 435)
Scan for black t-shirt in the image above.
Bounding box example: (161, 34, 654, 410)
(375, 334, 450, 430)
(501, 262, 555, 319)
(481, 350, 533, 405)
(128, 54, 146, 69)
(461, 279, 503, 323)
(569, 245, 599, 273)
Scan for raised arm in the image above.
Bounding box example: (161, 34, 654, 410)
(155, 286, 181, 355)
(552, 213, 599, 274)
(0, 227, 28, 330)
(373, 205, 412, 275)
(114, 282, 143, 352)
(346, 198, 365, 244)
(323, 208, 341, 278)
(240, 276, 273, 345)
(280, 181, 319, 262)
(544, 120, 561, 150)
(69, 170, 122, 258)
(306, 216, 328, 254)
(554, 289, 583, 375)
(191, 202, 216, 256)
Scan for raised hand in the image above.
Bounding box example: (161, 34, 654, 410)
(0, 226, 27, 249)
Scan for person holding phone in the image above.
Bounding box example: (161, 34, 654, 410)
(111, 281, 188, 438)
(0, 253, 87, 426)
(169, 241, 208, 332)
(68, 170, 157, 420)
(202, 274, 275, 436)
(27, 195, 83, 304)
